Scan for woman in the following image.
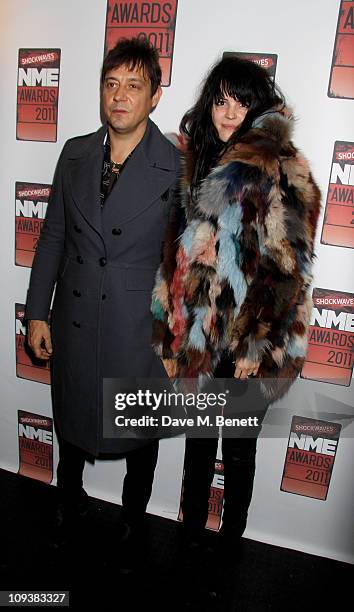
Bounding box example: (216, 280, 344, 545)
(151, 56, 321, 550)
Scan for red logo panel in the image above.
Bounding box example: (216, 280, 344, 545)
(17, 49, 61, 141)
(223, 51, 278, 78)
(281, 416, 341, 500)
(18, 411, 53, 484)
(104, 1, 178, 86)
(328, 1, 354, 99)
(301, 288, 354, 386)
(15, 182, 51, 267)
(321, 141, 354, 249)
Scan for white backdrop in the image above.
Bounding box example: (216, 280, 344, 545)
(0, 0, 353, 564)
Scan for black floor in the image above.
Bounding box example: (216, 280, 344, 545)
(0, 468, 351, 611)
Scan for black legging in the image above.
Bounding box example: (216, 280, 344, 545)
(181, 353, 268, 537)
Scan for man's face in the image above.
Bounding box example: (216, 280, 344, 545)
(102, 64, 161, 135)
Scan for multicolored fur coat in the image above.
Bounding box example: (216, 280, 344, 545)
(151, 108, 321, 402)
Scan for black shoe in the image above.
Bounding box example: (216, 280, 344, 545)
(178, 528, 219, 610)
(56, 487, 89, 521)
(179, 525, 215, 558)
(118, 520, 147, 575)
(52, 488, 89, 549)
(218, 524, 245, 564)
(116, 519, 131, 544)
(178, 526, 217, 588)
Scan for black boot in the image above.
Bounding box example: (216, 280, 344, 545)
(52, 487, 89, 549)
(117, 517, 148, 575)
(117, 441, 159, 573)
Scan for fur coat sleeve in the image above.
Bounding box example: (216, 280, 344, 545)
(151, 110, 321, 401)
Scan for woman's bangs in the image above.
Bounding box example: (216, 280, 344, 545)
(214, 77, 251, 106)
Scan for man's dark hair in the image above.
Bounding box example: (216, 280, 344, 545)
(101, 37, 162, 95)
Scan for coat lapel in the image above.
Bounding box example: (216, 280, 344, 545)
(67, 120, 178, 241)
(101, 119, 177, 228)
(67, 126, 106, 239)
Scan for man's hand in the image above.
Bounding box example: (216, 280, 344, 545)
(234, 357, 260, 379)
(27, 320, 52, 360)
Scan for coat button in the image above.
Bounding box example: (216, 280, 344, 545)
(112, 228, 122, 235)
(99, 257, 107, 267)
(73, 289, 81, 297)
(77, 255, 84, 264)
(102, 294, 107, 300)
(72, 321, 81, 328)
(74, 225, 82, 233)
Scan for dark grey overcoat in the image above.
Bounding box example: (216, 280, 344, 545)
(25, 119, 180, 456)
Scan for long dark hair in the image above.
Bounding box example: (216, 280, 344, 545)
(180, 55, 285, 201)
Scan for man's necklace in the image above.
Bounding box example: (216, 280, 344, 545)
(110, 151, 133, 174)
(111, 160, 123, 174)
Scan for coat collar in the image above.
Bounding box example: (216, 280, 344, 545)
(183, 106, 294, 220)
(67, 119, 177, 169)
(250, 105, 294, 144)
(67, 119, 178, 239)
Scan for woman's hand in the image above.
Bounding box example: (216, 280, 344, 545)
(234, 357, 260, 379)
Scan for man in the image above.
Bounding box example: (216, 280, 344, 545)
(25, 38, 180, 557)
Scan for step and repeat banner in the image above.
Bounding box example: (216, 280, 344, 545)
(0, 0, 353, 564)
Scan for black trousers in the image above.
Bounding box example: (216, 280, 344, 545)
(181, 354, 269, 537)
(56, 436, 159, 525)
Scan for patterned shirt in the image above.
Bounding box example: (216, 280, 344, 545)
(100, 133, 132, 208)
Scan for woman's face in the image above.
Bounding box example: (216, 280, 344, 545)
(212, 94, 249, 142)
